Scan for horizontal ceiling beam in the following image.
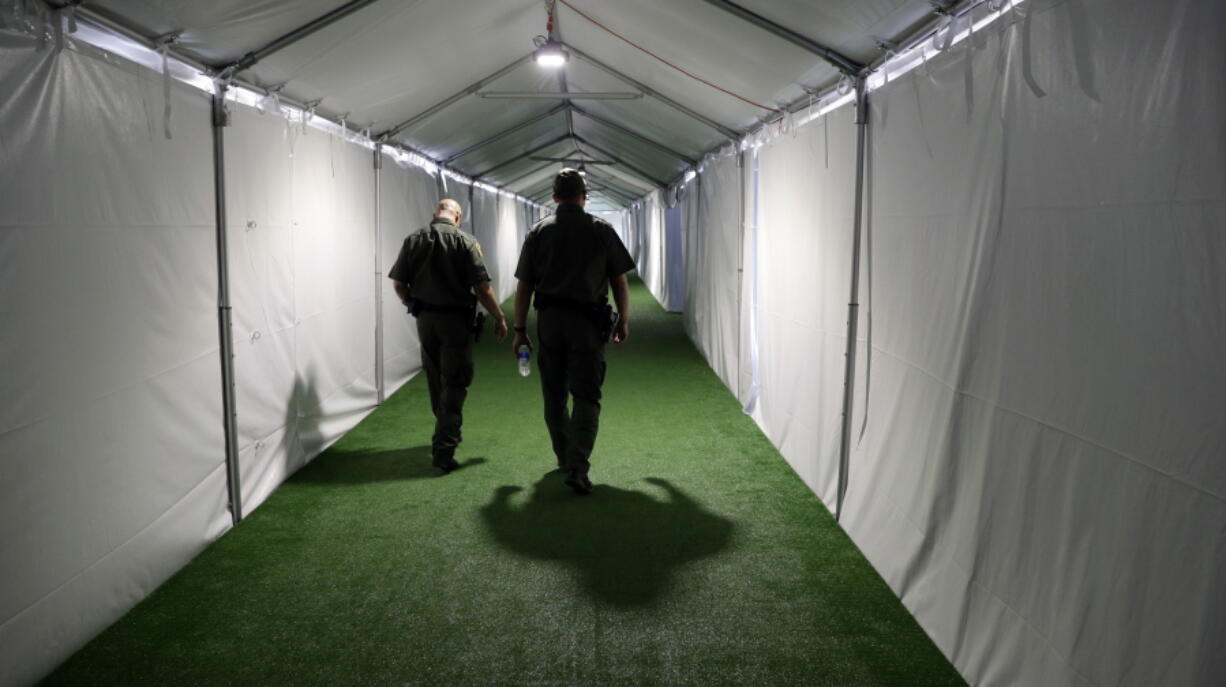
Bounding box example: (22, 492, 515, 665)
(478, 91, 642, 100)
(442, 103, 567, 165)
(501, 160, 561, 190)
(219, 0, 384, 76)
(574, 135, 668, 188)
(470, 134, 574, 180)
(698, 0, 863, 75)
(570, 104, 698, 166)
(583, 176, 640, 204)
(379, 54, 534, 141)
(563, 42, 741, 140)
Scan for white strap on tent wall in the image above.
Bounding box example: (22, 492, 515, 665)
(155, 33, 181, 140)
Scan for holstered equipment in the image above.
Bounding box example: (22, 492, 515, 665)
(534, 292, 618, 342)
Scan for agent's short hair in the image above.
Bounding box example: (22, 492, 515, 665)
(552, 168, 586, 200)
(436, 198, 462, 216)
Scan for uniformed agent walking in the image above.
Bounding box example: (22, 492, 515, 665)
(389, 199, 508, 473)
(511, 170, 635, 495)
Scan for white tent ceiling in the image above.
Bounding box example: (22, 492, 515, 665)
(86, 0, 941, 206)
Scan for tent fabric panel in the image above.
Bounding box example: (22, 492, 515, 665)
(288, 127, 380, 459)
(731, 0, 928, 64)
(575, 95, 728, 161)
(471, 137, 579, 185)
(663, 194, 687, 312)
(683, 151, 742, 395)
(0, 37, 230, 687)
(380, 157, 438, 391)
(556, 0, 822, 131)
(571, 116, 686, 188)
(247, 0, 541, 134)
(90, 0, 351, 65)
(843, 1, 1226, 685)
(439, 109, 570, 180)
(406, 99, 562, 165)
(223, 106, 308, 512)
(749, 104, 860, 507)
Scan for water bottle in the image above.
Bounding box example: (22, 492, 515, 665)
(517, 345, 531, 377)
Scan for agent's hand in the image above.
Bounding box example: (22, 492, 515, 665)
(512, 331, 533, 355)
(493, 315, 508, 343)
(612, 319, 629, 344)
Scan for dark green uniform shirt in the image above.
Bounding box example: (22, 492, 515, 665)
(388, 217, 490, 308)
(514, 204, 636, 304)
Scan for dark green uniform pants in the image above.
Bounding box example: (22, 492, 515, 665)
(537, 307, 607, 477)
(415, 311, 474, 459)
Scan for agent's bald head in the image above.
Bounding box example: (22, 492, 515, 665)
(435, 198, 463, 224)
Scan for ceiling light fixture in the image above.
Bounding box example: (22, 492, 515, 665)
(533, 38, 569, 67)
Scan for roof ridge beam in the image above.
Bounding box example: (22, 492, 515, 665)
(563, 43, 741, 140)
(470, 134, 574, 180)
(218, 0, 383, 77)
(501, 160, 561, 190)
(699, 0, 863, 75)
(442, 103, 568, 164)
(582, 169, 645, 201)
(574, 135, 668, 187)
(379, 54, 535, 141)
(569, 104, 697, 165)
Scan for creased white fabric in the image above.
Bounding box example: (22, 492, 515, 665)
(841, 1, 1226, 685)
(0, 35, 229, 687)
(380, 156, 437, 390)
(683, 153, 742, 395)
(751, 105, 860, 508)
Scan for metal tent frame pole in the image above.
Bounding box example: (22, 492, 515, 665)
(836, 78, 869, 522)
(699, 0, 863, 75)
(218, 0, 384, 76)
(442, 103, 568, 165)
(563, 42, 741, 140)
(374, 146, 386, 404)
(574, 135, 668, 187)
(211, 86, 243, 526)
(470, 134, 574, 180)
(570, 104, 698, 166)
(379, 55, 535, 142)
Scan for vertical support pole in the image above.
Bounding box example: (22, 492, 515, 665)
(836, 78, 869, 522)
(374, 145, 386, 404)
(735, 149, 746, 403)
(212, 84, 243, 526)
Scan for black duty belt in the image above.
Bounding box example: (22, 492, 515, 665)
(533, 292, 603, 312)
(408, 298, 473, 317)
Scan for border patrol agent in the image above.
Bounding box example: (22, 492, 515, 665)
(511, 170, 635, 494)
(390, 199, 507, 473)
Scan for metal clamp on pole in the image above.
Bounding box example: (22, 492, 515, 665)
(836, 77, 869, 522)
(212, 83, 243, 526)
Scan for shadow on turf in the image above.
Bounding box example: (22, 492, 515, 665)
(481, 472, 735, 608)
(291, 445, 487, 484)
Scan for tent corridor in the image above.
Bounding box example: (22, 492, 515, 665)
(44, 279, 963, 686)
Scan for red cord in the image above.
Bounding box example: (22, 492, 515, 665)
(556, 0, 779, 113)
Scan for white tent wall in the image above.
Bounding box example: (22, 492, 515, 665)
(493, 193, 527, 300)
(286, 121, 380, 461)
(649, 0, 1225, 684)
(468, 185, 524, 302)
(841, 1, 1226, 684)
(379, 157, 438, 390)
(663, 197, 686, 313)
(0, 37, 230, 687)
(749, 105, 862, 508)
(683, 152, 742, 397)
(636, 190, 668, 307)
(223, 102, 403, 513)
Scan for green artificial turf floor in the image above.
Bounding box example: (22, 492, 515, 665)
(46, 278, 963, 686)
